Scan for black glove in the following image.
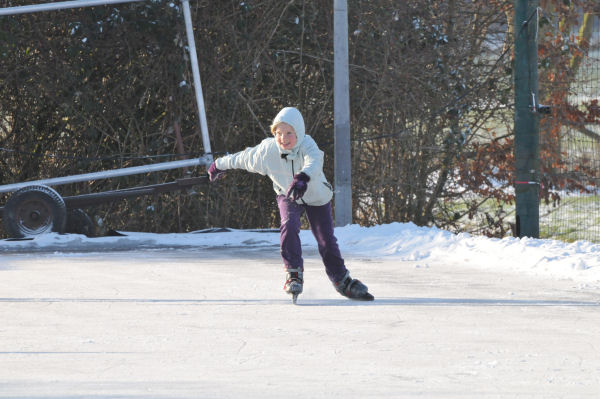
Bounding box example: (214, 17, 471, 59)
(286, 172, 310, 201)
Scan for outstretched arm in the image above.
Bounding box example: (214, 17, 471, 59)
(214, 139, 271, 176)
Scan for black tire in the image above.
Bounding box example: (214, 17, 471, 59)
(2, 185, 67, 238)
(65, 208, 97, 237)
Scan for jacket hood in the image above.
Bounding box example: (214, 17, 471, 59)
(272, 107, 305, 157)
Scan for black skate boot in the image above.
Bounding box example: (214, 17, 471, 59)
(333, 271, 374, 301)
(284, 268, 303, 304)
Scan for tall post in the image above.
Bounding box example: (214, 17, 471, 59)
(513, 0, 540, 238)
(181, 0, 212, 163)
(333, 0, 352, 226)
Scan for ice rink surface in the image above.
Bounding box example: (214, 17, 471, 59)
(1, 243, 599, 398)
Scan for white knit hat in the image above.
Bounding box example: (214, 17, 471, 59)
(271, 107, 305, 140)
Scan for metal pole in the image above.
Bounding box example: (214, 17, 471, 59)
(513, 0, 540, 238)
(0, 0, 144, 16)
(0, 156, 212, 194)
(333, 0, 352, 226)
(181, 0, 213, 162)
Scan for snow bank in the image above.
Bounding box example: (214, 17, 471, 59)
(333, 222, 600, 284)
(2, 222, 599, 285)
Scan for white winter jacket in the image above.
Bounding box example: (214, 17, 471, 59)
(215, 134, 334, 206)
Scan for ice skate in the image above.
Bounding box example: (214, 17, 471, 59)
(333, 272, 374, 301)
(284, 268, 303, 304)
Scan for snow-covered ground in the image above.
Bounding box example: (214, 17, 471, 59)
(1, 222, 599, 398)
(3, 222, 599, 285)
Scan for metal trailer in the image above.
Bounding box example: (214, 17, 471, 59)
(0, 0, 214, 238)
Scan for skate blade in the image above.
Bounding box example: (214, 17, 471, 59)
(351, 292, 374, 301)
(292, 293, 299, 304)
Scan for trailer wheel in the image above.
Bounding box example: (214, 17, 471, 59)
(66, 208, 97, 237)
(2, 185, 67, 238)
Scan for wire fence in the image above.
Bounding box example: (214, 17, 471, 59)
(539, 12, 600, 243)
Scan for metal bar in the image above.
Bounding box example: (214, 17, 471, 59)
(181, 0, 213, 163)
(61, 176, 207, 208)
(0, 0, 144, 16)
(115, 176, 207, 193)
(0, 156, 211, 194)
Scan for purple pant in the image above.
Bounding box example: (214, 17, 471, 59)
(276, 195, 348, 283)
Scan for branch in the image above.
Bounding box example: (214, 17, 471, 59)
(237, 91, 268, 135)
(563, 120, 600, 141)
(272, 50, 378, 74)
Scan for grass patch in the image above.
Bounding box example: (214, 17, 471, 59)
(439, 194, 600, 243)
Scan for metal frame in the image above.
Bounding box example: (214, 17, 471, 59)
(0, 0, 213, 194)
(0, 157, 211, 194)
(0, 176, 208, 215)
(61, 176, 208, 209)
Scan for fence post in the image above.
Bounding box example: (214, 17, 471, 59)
(333, 0, 352, 227)
(513, 0, 540, 238)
